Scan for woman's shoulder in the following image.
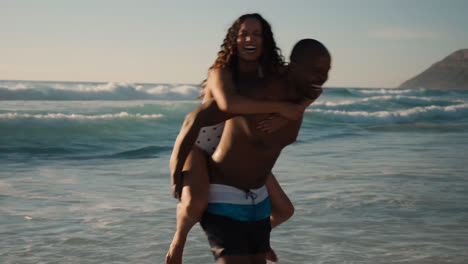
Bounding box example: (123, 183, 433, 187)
(208, 67, 233, 80)
(205, 67, 235, 93)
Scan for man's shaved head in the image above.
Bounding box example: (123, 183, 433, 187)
(290, 39, 330, 64)
(287, 39, 331, 100)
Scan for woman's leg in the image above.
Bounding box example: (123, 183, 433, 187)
(266, 172, 294, 228)
(166, 146, 209, 264)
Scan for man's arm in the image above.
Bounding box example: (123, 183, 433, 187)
(169, 98, 234, 199)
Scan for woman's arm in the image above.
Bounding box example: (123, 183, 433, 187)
(169, 99, 234, 199)
(207, 68, 303, 120)
(257, 98, 315, 133)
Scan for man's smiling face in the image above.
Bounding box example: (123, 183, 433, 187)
(292, 55, 331, 98)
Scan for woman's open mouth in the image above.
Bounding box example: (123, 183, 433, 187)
(244, 45, 257, 53)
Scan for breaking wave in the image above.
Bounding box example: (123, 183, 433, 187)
(306, 103, 468, 123)
(0, 81, 201, 100)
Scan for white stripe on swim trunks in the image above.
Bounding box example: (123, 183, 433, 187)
(208, 184, 268, 205)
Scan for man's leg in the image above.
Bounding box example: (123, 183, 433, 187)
(217, 254, 267, 264)
(216, 254, 266, 264)
(200, 186, 271, 264)
(217, 255, 251, 264)
(249, 253, 268, 264)
(166, 146, 209, 264)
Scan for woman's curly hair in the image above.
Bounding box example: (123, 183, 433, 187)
(201, 13, 285, 91)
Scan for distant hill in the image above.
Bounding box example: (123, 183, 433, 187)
(399, 49, 468, 90)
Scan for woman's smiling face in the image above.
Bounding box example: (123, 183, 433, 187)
(236, 18, 263, 62)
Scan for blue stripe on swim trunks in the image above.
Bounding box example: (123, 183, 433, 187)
(206, 184, 271, 222)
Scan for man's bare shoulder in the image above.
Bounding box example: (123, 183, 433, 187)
(248, 76, 288, 100)
(266, 74, 287, 87)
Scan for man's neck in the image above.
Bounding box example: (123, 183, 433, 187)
(285, 72, 302, 101)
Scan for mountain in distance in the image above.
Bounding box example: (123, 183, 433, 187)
(399, 49, 468, 90)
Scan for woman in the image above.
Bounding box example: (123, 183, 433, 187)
(166, 13, 307, 264)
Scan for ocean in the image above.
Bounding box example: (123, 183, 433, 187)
(1, 80, 467, 264)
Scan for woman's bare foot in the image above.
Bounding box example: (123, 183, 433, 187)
(266, 248, 278, 262)
(166, 236, 186, 264)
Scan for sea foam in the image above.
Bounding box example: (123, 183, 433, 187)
(0, 112, 164, 120)
(0, 82, 201, 100)
(306, 103, 468, 123)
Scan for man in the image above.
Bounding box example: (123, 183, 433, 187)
(171, 39, 331, 263)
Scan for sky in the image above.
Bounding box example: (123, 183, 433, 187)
(1, 0, 467, 88)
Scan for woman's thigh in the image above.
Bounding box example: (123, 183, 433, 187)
(265, 173, 293, 213)
(180, 146, 210, 204)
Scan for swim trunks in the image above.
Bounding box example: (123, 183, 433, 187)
(195, 122, 225, 155)
(200, 184, 272, 259)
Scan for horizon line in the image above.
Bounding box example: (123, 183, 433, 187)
(0, 79, 398, 89)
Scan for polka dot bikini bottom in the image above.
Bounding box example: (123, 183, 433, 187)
(195, 122, 225, 155)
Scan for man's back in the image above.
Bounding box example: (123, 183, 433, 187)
(210, 78, 302, 190)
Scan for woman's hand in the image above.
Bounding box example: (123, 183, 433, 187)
(257, 114, 289, 134)
(278, 103, 304, 120)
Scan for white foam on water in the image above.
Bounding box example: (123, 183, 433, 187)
(0, 112, 164, 120)
(307, 103, 468, 123)
(169, 85, 199, 95)
(3, 83, 28, 90)
(355, 88, 422, 95)
(72, 82, 145, 92)
(314, 95, 461, 108)
(0, 81, 201, 100)
(146, 85, 171, 94)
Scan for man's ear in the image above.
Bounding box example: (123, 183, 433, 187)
(289, 62, 297, 73)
